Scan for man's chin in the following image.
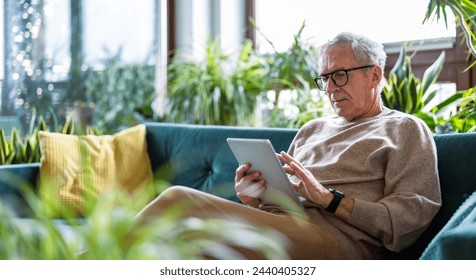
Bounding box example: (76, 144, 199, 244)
(334, 109, 353, 121)
(334, 107, 345, 116)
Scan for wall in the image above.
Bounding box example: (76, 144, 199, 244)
(384, 31, 476, 90)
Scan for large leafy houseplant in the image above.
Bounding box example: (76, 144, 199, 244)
(85, 50, 156, 134)
(381, 45, 476, 133)
(166, 38, 266, 126)
(256, 21, 325, 128)
(422, 0, 476, 133)
(424, 86, 476, 133)
(447, 86, 476, 132)
(381, 44, 446, 115)
(258, 21, 320, 107)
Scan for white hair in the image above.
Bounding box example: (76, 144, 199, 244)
(318, 32, 387, 90)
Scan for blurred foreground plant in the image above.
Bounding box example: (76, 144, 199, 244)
(0, 177, 289, 260)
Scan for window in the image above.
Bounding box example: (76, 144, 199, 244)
(43, 0, 70, 81)
(1, 0, 157, 134)
(255, 0, 456, 54)
(83, 0, 155, 66)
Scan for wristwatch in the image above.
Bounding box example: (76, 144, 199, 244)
(325, 188, 345, 213)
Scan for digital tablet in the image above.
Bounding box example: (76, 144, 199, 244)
(227, 138, 303, 209)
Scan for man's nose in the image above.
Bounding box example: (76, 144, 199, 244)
(326, 79, 340, 94)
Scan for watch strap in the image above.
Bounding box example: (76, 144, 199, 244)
(325, 188, 345, 213)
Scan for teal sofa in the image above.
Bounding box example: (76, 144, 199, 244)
(1, 122, 476, 259)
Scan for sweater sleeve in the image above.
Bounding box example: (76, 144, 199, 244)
(348, 118, 442, 252)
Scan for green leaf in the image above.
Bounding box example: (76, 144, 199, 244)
(421, 51, 445, 95)
(431, 91, 464, 113)
(390, 45, 407, 80)
(408, 77, 419, 113)
(62, 114, 74, 135)
(25, 138, 34, 163)
(0, 144, 4, 165)
(0, 128, 8, 158)
(5, 151, 15, 165)
(422, 89, 438, 110)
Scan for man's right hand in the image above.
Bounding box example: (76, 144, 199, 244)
(234, 163, 266, 208)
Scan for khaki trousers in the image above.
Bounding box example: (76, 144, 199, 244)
(137, 186, 347, 260)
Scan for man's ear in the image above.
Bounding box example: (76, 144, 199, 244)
(371, 66, 382, 87)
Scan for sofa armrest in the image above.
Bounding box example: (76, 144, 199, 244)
(0, 163, 40, 216)
(434, 224, 476, 259)
(420, 191, 476, 259)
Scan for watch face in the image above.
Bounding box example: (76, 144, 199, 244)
(329, 188, 344, 197)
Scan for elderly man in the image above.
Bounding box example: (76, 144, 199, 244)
(138, 32, 441, 259)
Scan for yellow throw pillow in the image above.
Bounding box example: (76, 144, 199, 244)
(38, 124, 153, 216)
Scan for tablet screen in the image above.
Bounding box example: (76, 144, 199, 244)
(227, 138, 303, 209)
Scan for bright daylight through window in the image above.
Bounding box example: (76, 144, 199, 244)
(255, 0, 456, 54)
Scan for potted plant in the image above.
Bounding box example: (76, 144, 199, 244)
(0, 111, 99, 166)
(381, 44, 446, 115)
(166, 38, 266, 126)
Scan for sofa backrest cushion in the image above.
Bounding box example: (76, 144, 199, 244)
(433, 133, 476, 225)
(145, 122, 298, 201)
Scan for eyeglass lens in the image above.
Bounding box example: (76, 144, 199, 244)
(317, 70, 348, 90)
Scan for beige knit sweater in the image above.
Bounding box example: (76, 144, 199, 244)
(287, 108, 441, 259)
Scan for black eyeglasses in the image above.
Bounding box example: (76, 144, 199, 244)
(313, 65, 374, 91)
